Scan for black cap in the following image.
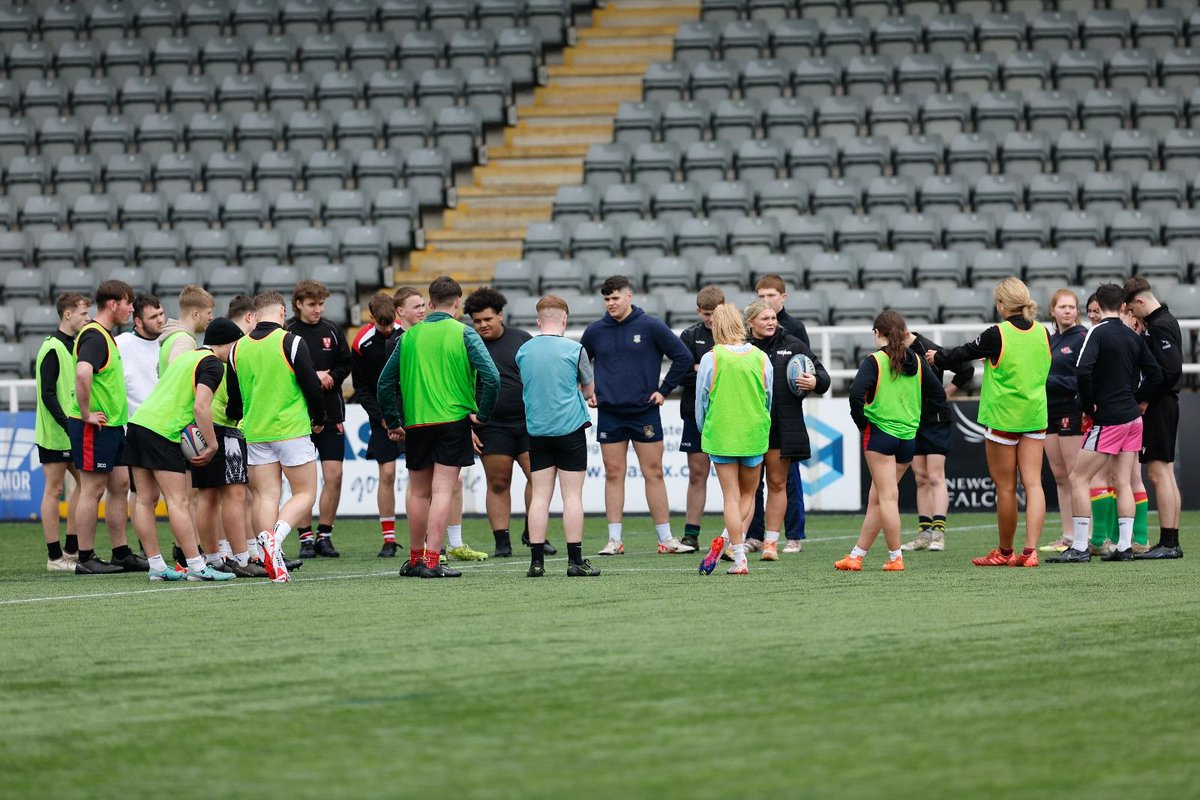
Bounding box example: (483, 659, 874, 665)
(204, 318, 245, 346)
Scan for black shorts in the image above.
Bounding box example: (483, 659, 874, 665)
(1140, 394, 1179, 464)
(366, 423, 402, 463)
(597, 407, 663, 444)
(862, 422, 916, 464)
(37, 445, 73, 464)
(477, 419, 529, 458)
(404, 417, 475, 471)
(1047, 409, 1084, 437)
(125, 423, 187, 473)
(190, 425, 248, 488)
(529, 426, 589, 472)
(68, 418, 128, 473)
(914, 421, 951, 456)
(679, 416, 702, 454)
(311, 424, 346, 462)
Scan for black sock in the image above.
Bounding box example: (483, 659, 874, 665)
(494, 529, 511, 547)
(298, 526, 314, 542)
(111, 544, 132, 560)
(79, 549, 95, 562)
(684, 523, 701, 536)
(1162, 527, 1179, 548)
(531, 542, 545, 567)
(47, 541, 63, 560)
(317, 524, 333, 539)
(932, 515, 946, 532)
(64, 534, 78, 554)
(918, 515, 932, 530)
(567, 542, 583, 565)
(521, 521, 529, 539)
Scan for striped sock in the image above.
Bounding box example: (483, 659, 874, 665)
(1133, 492, 1149, 547)
(1089, 488, 1115, 547)
(381, 518, 396, 543)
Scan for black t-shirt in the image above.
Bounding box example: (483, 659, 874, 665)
(194, 351, 225, 393)
(480, 325, 532, 423)
(75, 326, 112, 371)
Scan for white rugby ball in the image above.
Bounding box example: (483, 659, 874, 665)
(786, 353, 814, 399)
(181, 424, 207, 460)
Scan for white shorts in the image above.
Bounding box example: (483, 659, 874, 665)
(984, 427, 1048, 446)
(247, 436, 318, 467)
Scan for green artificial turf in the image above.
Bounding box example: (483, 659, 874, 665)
(1, 512, 1197, 800)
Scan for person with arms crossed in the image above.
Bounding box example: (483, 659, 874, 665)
(1124, 277, 1185, 560)
(378, 276, 500, 579)
(229, 291, 327, 583)
(288, 280, 353, 559)
(581, 275, 695, 556)
(695, 303, 774, 576)
(676, 285, 724, 552)
(68, 280, 147, 575)
(1048, 283, 1163, 563)
(515, 295, 601, 578)
(126, 319, 247, 582)
(465, 286, 533, 561)
(35, 292, 90, 572)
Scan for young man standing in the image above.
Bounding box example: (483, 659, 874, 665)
(116, 295, 165, 416)
(1049, 284, 1163, 564)
(229, 291, 327, 582)
(464, 286, 533, 561)
(750, 274, 808, 552)
(581, 275, 695, 556)
(68, 280, 147, 574)
(1124, 277, 1185, 560)
(287, 280, 353, 559)
(35, 292, 90, 572)
(127, 319, 246, 582)
(158, 285, 214, 376)
(384, 286, 427, 357)
(676, 286, 724, 551)
(516, 296, 601, 578)
(378, 276, 500, 579)
(352, 292, 404, 558)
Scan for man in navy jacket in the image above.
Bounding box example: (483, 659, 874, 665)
(581, 275, 696, 556)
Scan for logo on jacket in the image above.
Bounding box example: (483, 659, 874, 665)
(322, 337, 332, 349)
(1060, 346, 1072, 355)
(633, 334, 641, 344)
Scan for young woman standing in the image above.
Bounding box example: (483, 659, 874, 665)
(1041, 289, 1088, 552)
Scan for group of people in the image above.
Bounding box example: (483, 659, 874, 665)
(33, 266, 1184, 581)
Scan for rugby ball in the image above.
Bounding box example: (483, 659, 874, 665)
(181, 424, 207, 460)
(786, 353, 815, 399)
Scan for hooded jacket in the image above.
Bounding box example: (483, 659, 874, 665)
(157, 318, 197, 374)
(579, 305, 692, 415)
(750, 328, 830, 460)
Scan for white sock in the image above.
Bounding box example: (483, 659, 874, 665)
(234, 551, 250, 567)
(608, 523, 622, 542)
(446, 524, 463, 549)
(721, 529, 730, 541)
(888, 549, 902, 561)
(851, 546, 868, 558)
(732, 543, 746, 564)
(1117, 517, 1133, 551)
(148, 554, 168, 572)
(186, 556, 206, 574)
(218, 538, 233, 558)
(249, 540, 263, 560)
(765, 530, 781, 543)
(273, 520, 291, 541)
(655, 522, 672, 543)
(1072, 516, 1090, 552)
(205, 553, 223, 566)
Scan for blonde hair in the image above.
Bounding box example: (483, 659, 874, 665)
(994, 276, 1038, 323)
(1047, 288, 1079, 320)
(744, 299, 771, 325)
(710, 303, 746, 346)
(536, 294, 569, 321)
(178, 284, 215, 315)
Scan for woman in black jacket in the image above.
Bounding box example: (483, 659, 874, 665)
(745, 300, 831, 561)
(1043, 289, 1088, 551)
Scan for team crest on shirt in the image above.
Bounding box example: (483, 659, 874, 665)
(322, 337, 332, 349)
(1060, 346, 1072, 354)
(633, 334, 641, 344)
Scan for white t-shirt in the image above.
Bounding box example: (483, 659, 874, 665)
(115, 331, 161, 416)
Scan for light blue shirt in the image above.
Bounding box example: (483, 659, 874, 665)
(515, 334, 593, 437)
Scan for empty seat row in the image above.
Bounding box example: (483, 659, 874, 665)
(523, 210, 1199, 266)
(645, 51, 1200, 105)
(583, 133, 1200, 188)
(0, 66, 516, 125)
(0, 0, 573, 48)
(675, 10, 1200, 64)
(697, 0, 1178, 26)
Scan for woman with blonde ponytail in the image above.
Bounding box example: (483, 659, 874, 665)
(694, 304, 774, 576)
(930, 276, 1052, 568)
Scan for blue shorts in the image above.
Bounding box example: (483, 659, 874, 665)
(710, 454, 765, 468)
(862, 422, 915, 464)
(68, 419, 128, 473)
(679, 416, 702, 454)
(597, 407, 663, 444)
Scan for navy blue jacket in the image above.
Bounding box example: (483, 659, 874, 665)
(580, 306, 692, 415)
(1047, 323, 1086, 417)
